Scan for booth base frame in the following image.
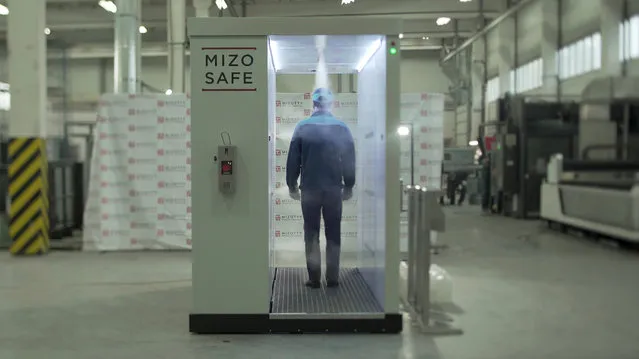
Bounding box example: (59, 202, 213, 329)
(189, 314, 403, 334)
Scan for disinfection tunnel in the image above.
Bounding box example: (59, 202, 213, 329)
(187, 17, 402, 334)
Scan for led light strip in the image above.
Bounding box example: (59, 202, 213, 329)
(268, 39, 282, 71)
(355, 39, 382, 72)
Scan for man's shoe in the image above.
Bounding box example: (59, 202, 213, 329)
(305, 280, 321, 289)
(326, 280, 339, 288)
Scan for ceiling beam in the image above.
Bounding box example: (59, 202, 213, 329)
(240, 0, 502, 18)
(48, 40, 448, 60)
(0, 17, 478, 37)
(0, 0, 501, 26)
(42, 0, 503, 18)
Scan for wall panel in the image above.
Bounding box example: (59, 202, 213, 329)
(485, 29, 500, 77)
(561, 0, 601, 45)
(517, 1, 542, 62)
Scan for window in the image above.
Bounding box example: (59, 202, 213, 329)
(568, 44, 576, 78)
(485, 77, 500, 103)
(584, 36, 593, 71)
(592, 32, 601, 69)
(559, 47, 568, 79)
(621, 15, 639, 61)
(624, 18, 631, 59)
(558, 32, 601, 80)
(619, 20, 626, 61)
(630, 16, 639, 59)
(513, 58, 543, 93)
(574, 39, 585, 75)
(492, 59, 543, 96)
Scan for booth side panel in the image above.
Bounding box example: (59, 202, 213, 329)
(190, 36, 271, 315)
(384, 36, 401, 314)
(357, 38, 387, 310)
(267, 43, 277, 301)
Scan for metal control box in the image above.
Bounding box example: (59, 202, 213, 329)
(218, 145, 237, 194)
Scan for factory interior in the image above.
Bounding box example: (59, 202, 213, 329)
(1, 0, 639, 358)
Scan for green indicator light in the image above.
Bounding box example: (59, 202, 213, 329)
(389, 47, 397, 55)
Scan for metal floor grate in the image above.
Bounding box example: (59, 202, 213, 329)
(270, 267, 383, 314)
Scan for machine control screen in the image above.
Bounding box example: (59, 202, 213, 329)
(221, 161, 233, 175)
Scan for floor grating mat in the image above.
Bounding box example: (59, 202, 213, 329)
(270, 267, 382, 314)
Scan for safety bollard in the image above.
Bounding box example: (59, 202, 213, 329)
(402, 187, 463, 336)
(417, 188, 432, 324)
(406, 185, 418, 307)
(416, 187, 427, 313)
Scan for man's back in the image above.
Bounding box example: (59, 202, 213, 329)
(286, 112, 356, 191)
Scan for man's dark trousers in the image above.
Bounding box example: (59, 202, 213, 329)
(300, 188, 342, 283)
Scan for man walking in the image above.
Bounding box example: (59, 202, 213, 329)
(286, 88, 356, 289)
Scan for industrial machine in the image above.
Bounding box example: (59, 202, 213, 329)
(443, 147, 479, 174)
(441, 147, 481, 205)
(486, 95, 580, 218)
(187, 17, 402, 334)
(541, 77, 639, 242)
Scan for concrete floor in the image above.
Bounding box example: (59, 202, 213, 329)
(2, 207, 639, 358)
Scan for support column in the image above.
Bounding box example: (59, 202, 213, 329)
(168, 0, 186, 93)
(114, 0, 142, 93)
(7, 0, 50, 255)
(471, 40, 485, 143)
(601, 0, 624, 76)
(194, 0, 212, 17)
(497, 17, 516, 95)
(540, 0, 560, 99)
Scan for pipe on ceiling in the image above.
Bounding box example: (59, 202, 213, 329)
(440, 0, 536, 65)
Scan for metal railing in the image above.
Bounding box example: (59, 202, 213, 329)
(403, 186, 462, 335)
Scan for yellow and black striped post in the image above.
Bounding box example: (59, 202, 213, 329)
(8, 138, 50, 255)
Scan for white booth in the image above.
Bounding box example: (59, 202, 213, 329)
(188, 17, 403, 334)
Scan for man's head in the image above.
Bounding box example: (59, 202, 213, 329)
(312, 87, 334, 112)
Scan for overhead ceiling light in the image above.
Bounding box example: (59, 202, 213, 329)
(165, 89, 173, 95)
(399, 33, 404, 39)
(436, 17, 451, 26)
(98, 0, 117, 13)
(397, 126, 410, 136)
(0, 4, 8, 15)
(341, 0, 355, 4)
(460, 0, 472, 2)
(422, 36, 426, 40)
(44, 28, 51, 35)
(139, 25, 148, 34)
(215, 0, 228, 10)
(468, 140, 479, 146)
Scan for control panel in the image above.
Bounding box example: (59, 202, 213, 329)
(218, 145, 237, 194)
